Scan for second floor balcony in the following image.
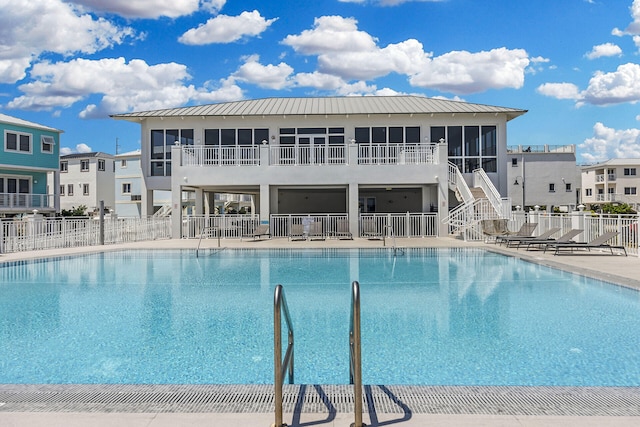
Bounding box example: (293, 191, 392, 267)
(180, 143, 440, 168)
(0, 192, 56, 213)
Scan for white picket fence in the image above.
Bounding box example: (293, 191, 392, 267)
(0, 216, 172, 254)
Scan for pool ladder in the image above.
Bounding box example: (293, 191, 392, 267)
(383, 225, 405, 255)
(273, 281, 365, 427)
(195, 226, 220, 257)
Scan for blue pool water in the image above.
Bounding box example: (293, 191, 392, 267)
(1, 248, 640, 386)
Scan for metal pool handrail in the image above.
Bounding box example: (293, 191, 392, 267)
(274, 284, 294, 427)
(349, 280, 364, 427)
(196, 226, 219, 257)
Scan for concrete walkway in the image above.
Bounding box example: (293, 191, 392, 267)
(1, 236, 639, 426)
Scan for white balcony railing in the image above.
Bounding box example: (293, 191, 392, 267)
(358, 143, 437, 165)
(269, 145, 347, 166)
(0, 193, 55, 211)
(181, 146, 260, 166)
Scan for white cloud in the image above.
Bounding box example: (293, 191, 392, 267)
(409, 47, 530, 94)
(579, 122, 640, 163)
(536, 82, 581, 100)
(282, 16, 378, 54)
(582, 63, 640, 105)
(69, 0, 226, 19)
(5, 57, 243, 117)
(232, 55, 294, 90)
(60, 143, 93, 156)
(283, 16, 529, 94)
(0, 0, 135, 84)
(585, 43, 622, 59)
(179, 10, 277, 45)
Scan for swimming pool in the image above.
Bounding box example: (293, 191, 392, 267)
(1, 248, 639, 386)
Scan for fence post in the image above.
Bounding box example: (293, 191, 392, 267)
(99, 200, 105, 245)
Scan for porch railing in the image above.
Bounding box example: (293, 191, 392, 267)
(0, 193, 55, 211)
(181, 146, 260, 166)
(358, 143, 437, 165)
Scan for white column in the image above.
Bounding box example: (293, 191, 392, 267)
(348, 182, 359, 236)
(259, 184, 270, 224)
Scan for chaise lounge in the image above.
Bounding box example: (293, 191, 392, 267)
(501, 227, 561, 248)
(546, 231, 627, 256)
(241, 224, 270, 241)
(523, 228, 583, 251)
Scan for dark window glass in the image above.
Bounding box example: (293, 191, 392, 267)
(254, 128, 269, 144)
(298, 137, 310, 145)
(389, 127, 403, 143)
(166, 129, 179, 160)
(150, 162, 164, 176)
(329, 135, 344, 144)
(482, 158, 497, 173)
(19, 134, 30, 152)
(204, 129, 219, 145)
(405, 127, 420, 143)
(451, 158, 463, 170)
(430, 126, 445, 143)
(280, 136, 295, 144)
(465, 158, 479, 173)
(238, 129, 252, 145)
(297, 128, 326, 134)
(6, 133, 17, 150)
(180, 129, 194, 146)
(465, 126, 479, 156)
(328, 127, 344, 134)
(19, 179, 29, 193)
(221, 129, 236, 145)
(481, 126, 497, 156)
(7, 178, 16, 193)
(512, 158, 518, 166)
(448, 126, 462, 156)
(372, 127, 386, 143)
(166, 162, 171, 176)
(355, 127, 370, 144)
(280, 128, 295, 134)
(151, 130, 164, 159)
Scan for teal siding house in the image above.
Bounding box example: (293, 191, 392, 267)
(0, 113, 62, 216)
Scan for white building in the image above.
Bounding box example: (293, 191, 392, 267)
(114, 149, 172, 217)
(112, 96, 527, 238)
(581, 159, 640, 210)
(506, 144, 580, 212)
(59, 152, 115, 214)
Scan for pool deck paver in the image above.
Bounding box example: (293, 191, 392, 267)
(1, 236, 639, 426)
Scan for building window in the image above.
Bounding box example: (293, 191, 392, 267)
(565, 183, 572, 192)
(83, 184, 89, 195)
(5, 131, 31, 153)
(150, 128, 194, 176)
(435, 125, 497, 173)
(67, 184, 74, 196)
(60, 161, 68, 172)
(625, 187, 637, 195)
(354, 126, 421, 145)
(122, 183, 131, 194)
(121, 159, 127, 168)
(549, 183, 555, 192)
(624, 168, 637, 176)
(60, 185, 64, 196)
(585, 188, 592, 196)
(98, 159, 105, 171)
(512, 158, 518, 167)
(41, 135, 54, 153)
(80, 159, 89, 171)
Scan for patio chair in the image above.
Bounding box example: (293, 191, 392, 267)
(480, 219, 506, 242)
(334, 219, 353, 240)
(308, 222, 325, 241)
(288, 224, 306, 241)
(362, 220, 383, 240)
(495, 222, 537, 245)
(547, 231, 627, 256)
(501, 227, 561, 248)
(525, 229, 583, 251)
(241, 224, 270, 241)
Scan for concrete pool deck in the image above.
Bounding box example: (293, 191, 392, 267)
(1, 236, 640, 426)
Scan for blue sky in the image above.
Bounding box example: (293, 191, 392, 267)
(1, 0, 640, 163)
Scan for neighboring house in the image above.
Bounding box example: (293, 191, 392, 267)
(581, 159, 640, 210)
(114, 149, 172, 217)
(0, 113, 62, 216)
(506, 144, 580, 211)
(59, 152, 115, 214)
(112, 96, 527, 238)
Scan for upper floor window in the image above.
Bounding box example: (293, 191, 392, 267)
(354, 126, 420, 145)
(585, 188, 593, 196)
(624, 168, 637, 176)
(512, 158, 518, 167)
(98, 159, 105, 171)
(5, 131, 31, 153)
(67, 184, 74, 196)
(41, 135, 54, 153)
(82, 184, 90, 195)
(122, 183, 131, 194)
(80, 159, 89, 171)
(565, 183, 572, 192)
(60, 185, 65, 196)
(433, 125, 497, 173)
(121, 159, 127, 168)
(60, 161, 68, 172)
(549, 183, 556, 192)
(150, 128, 194, 176)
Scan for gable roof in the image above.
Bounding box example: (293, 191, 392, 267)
(0, 113, 63, 133)
(111, 95, 527, 122)
(61, 152, 114, 160)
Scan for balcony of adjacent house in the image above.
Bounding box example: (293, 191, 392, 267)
(506, 144, 575, 154)
(0, 192, 56, 214)
(179, 142, 440, 168)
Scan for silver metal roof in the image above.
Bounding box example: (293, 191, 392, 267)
(111, 96, 527, 121)
(0, 113, 63, 133)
